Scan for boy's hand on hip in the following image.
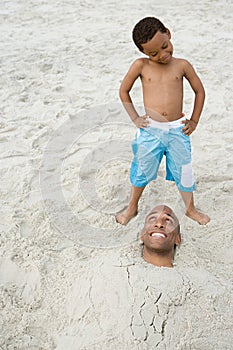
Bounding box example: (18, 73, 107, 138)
(134, 115, 149, 128)
(182, 119, 197, 136)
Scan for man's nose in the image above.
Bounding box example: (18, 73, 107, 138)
(154, 217, 164, 228)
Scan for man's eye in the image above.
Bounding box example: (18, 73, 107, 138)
(151, 53, 157, 57)
(166, 217, 173, 223)
(162, 44, 168, 49)
(148, 216, 156, 221)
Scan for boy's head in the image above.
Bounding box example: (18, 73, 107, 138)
(132, 17, 167, 52)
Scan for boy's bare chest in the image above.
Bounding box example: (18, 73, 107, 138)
(141, 65, 183, 84)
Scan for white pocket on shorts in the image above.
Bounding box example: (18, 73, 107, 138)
(181, 163, 195, 188)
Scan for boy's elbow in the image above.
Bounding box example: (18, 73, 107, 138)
(201, 88, 205, 101)
(119, 86, 123, 99)
(201, 83, 205, 96)
(197, 86, 205, 100)
(201, 82, 205, 97)
(119, 86, 129, 102)
(119, 90, 126, 101)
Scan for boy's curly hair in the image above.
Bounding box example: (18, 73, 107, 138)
(132, 17, 167, 52)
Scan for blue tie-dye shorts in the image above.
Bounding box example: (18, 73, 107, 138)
(130, 117, 196, 192)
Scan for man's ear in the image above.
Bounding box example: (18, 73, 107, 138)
(140, 229, 145, 244)
(166, 28, 171, 39)
(175, 233, 181, 246)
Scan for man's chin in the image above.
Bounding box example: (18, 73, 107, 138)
(145, 245, 170, 254)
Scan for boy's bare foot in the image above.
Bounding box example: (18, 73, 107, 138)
(115, 207, 138, 225)
(186, 208, 210, 225)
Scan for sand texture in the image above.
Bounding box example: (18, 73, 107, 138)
(0, 0, 233, 349)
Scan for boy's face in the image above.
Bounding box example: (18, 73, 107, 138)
(141, 29, 173, 64)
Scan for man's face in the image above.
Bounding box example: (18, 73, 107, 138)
(141, 29, 173, 64)
(141, 205, 181, 253)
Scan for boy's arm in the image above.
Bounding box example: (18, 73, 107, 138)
(120, 59, 148, 128)
(182, 60, 205, 135)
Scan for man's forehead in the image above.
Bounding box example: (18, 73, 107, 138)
(147, 205, 176, 219)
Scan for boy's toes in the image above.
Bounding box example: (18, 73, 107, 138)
(115, 210, 138, 226)
(186, 209, 210, 225)
(198, 213, 210, 225)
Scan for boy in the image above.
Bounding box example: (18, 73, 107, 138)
(116, 17, 210, 225)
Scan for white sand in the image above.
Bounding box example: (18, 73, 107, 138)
(0, 0, 233, 349)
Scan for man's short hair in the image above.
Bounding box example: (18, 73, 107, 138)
(132, 17, 167, 52)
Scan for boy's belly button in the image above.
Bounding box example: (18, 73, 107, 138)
(162, 112, 167, 116)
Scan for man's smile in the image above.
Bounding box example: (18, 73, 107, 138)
(149, 231, 167, 238)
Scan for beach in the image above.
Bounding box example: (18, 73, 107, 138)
(0, 0, 233, 349)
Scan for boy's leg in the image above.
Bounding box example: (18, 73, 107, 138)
(116, 185, 145, 225)
(179, 190, 210, 225)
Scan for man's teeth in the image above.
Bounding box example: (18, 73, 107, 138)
(151, 233, 165, 238)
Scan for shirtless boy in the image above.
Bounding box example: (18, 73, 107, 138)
(116, 17, 210, 226)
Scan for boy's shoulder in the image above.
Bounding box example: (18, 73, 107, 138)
(132, 57, 150, 67)
(173, 57, 192, 67)
(129, 58, 152, 73)
(172, 58, 194, 75)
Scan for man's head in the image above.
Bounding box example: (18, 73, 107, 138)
(140, 205, 181, 267)
(132, 17, 173, 64)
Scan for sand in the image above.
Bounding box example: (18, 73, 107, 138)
(0, 0, 233, 349)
